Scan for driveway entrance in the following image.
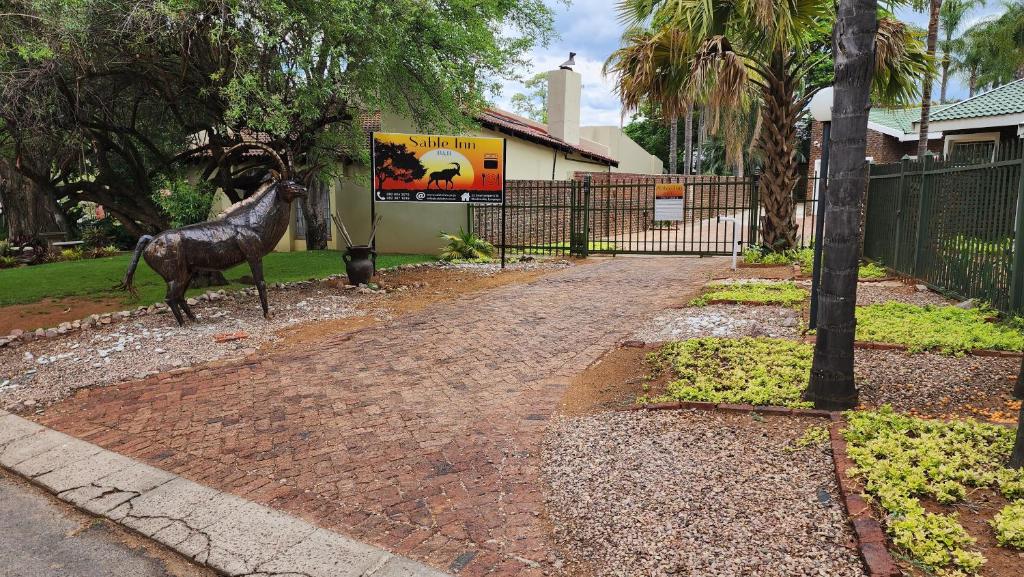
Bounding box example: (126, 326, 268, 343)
(34, 257, 727, 576)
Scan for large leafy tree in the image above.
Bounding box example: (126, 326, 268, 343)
(615, 0, 929, 252)
(954, 3, 1024, 93)
(1, 0, 552, 245)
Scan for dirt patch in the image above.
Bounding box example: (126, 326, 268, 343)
(0, 296, 128, 336)
(559, 344, 660, 416)
(714, 264, 796, 280)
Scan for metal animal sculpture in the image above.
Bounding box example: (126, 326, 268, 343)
(117, 145, 307, 325)
(428, 162, 461, 189)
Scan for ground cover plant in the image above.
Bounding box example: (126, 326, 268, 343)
(691, 281, 807, 307)
(844, 407, 1024, 575)
(745, 247, 889, 279)
(855, 303, 1024, 355)
(0, 251, 435, 307)
(643, 337, 814, 407)
(439, 229, 495, 262)
(858, 261, 888, 279)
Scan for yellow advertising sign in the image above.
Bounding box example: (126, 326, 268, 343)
(371, 132, 506, 204)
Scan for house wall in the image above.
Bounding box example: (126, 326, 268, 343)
(580, 126, 665, 174)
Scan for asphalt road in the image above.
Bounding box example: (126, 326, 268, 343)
(0, 469, 212, 577)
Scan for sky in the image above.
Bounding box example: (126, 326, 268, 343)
(491, 1, 1010, 126)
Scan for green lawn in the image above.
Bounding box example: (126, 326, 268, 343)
(0, 251, 435, 308)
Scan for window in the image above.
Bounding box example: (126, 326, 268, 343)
(943, 132, 999, 163)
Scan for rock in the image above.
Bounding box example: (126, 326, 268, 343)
(780, 317, 799, 328)
(34, 328, 45, 338)
(955, 298, 977, 310)
(45, 329, 58, 338)
(915, 284, 928, 292)
(154, 348, 166, 354)
(213, 331, 249, 343)
(71, 320, 81, 329)
(10, 329, 24, 338)
(100, 317, 112, 325)
(22, 399, 35, 407)
(0, 338, 10, 348)
(186, 298, 198, 306)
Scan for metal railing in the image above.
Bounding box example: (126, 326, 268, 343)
(470, 175, 820, 257)
(864, 140, 1024, 313)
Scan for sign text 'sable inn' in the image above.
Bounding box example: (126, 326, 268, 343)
(371, 133, 506, 204)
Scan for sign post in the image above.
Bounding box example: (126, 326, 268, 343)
(370, 132, 506, 265)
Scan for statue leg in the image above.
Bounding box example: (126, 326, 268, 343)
(165, 280, 186, 326)
(179, 273, 197, 321)
(249, 258, 270, 319)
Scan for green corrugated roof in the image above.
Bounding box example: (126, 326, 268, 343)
(869, 107, 932, 134)
(930, 79, 1024, 121)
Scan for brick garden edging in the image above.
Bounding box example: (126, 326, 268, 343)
(629, 402, 903, 577)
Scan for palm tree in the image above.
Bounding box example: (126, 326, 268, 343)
(615, 0, 929, 252)
(939, 0, 985, 103)
(604, 27, 692, 176)
(915, 0, 944, 157)
(803, 0, 879, 410)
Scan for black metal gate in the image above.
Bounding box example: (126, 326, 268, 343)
(470, 175, 818, 257)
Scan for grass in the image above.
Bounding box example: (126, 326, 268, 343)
(642, 337, 814, 408)
(521, 241, 616, 254)
(691, 281, 808, 307)
(0, 251, 435, 308)
(856, 302, 1024, 354)
(844, 407, 1024, 575)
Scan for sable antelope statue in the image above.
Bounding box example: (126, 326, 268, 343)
(428, 162, 461, 189)
(117, 144, 307, 325)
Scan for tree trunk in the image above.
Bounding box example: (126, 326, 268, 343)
(301, 178, 330, 250)
(803, 0, 878, 410)
(918, 0, 942, 157)
(968, 71, 977, 97)
(668, 115, 678, 174)
(0, 161, 65, 239)
(683, 105, 694, 174)
(755, 50, 801, 251)
(1012, 400, 1024, 468)
(1015, 353, 1024, 399)
(940, 55, 950, 103)
(696, 108, 706, 174)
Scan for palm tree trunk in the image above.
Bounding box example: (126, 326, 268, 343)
(755, 50, 800, 251)
(683, 105, 694, 174)
(1012, 363, 1024, 466)
(696, 108, 706, 174)
(969, 70, 977, 97)
(803, 0, 878, 410)
(668, 114, 678, 174)
(940, 55, 950, 103)
(918, 0, 942, 157)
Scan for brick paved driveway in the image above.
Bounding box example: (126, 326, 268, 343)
(36, 257, 727, 576)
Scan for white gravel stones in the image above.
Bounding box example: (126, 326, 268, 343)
(0, 287, 359, 411)
(632, 304, 802, 343)
(543, 410, 865, 577)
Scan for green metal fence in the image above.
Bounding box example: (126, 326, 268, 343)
(470, 175, 820, 257)
(863, 140, 1024, 313)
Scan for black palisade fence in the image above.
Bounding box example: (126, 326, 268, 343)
(863, 139, 1024, 314)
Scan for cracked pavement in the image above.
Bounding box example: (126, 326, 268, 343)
(1, 410, 451, 577)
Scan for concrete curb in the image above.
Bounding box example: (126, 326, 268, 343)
(0, 410, 452, 577)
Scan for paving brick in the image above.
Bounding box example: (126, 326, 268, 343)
(35, 257, 726, 574)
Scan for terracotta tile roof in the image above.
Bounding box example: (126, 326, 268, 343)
(475, 108, 618, 166)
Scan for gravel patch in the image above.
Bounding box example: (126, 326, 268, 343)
(633, 304, 802, 342)
(854, 281, 954, 307)
(855, 349, 1020, 420)
(544, 410, 864, 577)
(0, 286, 360, 411)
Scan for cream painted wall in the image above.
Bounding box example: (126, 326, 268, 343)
(267, 111, 662, 255)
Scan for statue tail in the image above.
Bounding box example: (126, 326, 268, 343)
(115, 235, 153, 296)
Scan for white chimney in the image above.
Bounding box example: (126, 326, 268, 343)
(547, 65, 581, 145)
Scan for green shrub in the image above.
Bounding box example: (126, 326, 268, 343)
(992, 501, 1024, 550)
(742, 245, 812, 268)
(439, 229, 495, 261)
(0, 240, 11, 257)
(92, 245, 120, 258)
(691, 281, 807, 307)
(844, 407, 1024, 574)
(60, 248, 84, 261)
(152, 176, 217, 228)
(856, 303, 1024, 354)
(646, 337, 814, 407)
(858, 261, 888, 279)
(0, 255, 16, 269)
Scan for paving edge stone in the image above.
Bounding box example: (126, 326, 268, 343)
(828, 417, 903, 577)
(0, 410, 453, 577)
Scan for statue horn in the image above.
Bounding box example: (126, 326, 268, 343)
(224, 142, 289, 179)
